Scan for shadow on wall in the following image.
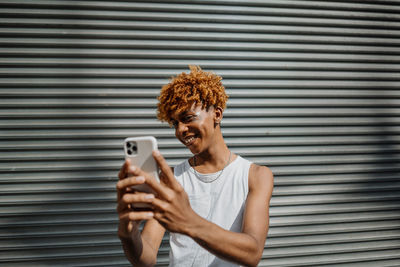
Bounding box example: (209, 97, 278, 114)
(348, 106, 400, 264)
(1, 136, 132, 265)
(364, 109, 400, 224)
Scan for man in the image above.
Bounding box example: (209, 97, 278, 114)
(116, 66, 274, 267)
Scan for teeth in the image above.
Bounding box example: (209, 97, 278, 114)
(184, 136, 195, 145)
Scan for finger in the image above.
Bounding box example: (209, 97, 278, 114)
(116, 199, 130, 213)
(118, 159, 131, 180)
(119, 210, 154, 222)
(159, 172, 168, 187)
(153, 150, 182, 191)
(122, 193, 155, 207)
(119, 163, 173, 201)
(150, 197, 169, 211)
(118, 159, 143, 180)
(116, 173, 145, 202)
(117, 185, 124, 202)
(144, 174, 174, 201)
(118, 156, 174, 202)
(117, 159, 132, 201)
(117, 192, 155, 213)
(116, 174, 145, 191)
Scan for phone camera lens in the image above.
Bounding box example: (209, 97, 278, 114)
(126, 141, 137, 155)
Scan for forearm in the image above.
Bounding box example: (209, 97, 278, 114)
(186, 216, 263, 267)
(119, 226, 157, 267)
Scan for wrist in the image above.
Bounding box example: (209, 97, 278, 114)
(183, 212, 208, 239)
(118, 221, 140, 241)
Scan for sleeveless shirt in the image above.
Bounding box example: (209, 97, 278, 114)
(169, 156, 252, 267)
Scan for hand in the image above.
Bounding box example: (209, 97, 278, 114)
(147, 151, 199, 234)
(116, 159, 156, 240)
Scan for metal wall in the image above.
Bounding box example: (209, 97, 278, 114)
(1, 0, 400, 266)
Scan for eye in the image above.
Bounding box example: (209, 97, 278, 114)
(183, 115, 193, 122)
(183, 115, 197, 123)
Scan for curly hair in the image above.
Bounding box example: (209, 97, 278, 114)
(157, 65, 228, 124)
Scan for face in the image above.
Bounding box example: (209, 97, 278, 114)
(170, 104, 221, 154)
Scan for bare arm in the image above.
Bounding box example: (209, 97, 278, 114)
(185, 164, 273, 266)
(149, 152, 274, 267)
(117, 160, 166, 266)
(119, 219, 165, 267)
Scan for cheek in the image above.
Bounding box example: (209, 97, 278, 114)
(199, 120, 215, 136)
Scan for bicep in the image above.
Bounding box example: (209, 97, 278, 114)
(241, 165, 274, 247)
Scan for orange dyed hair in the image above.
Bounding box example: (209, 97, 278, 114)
(157, 65, 228, 124)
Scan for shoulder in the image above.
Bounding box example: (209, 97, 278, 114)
(173, 159, 188, 176)
(248, 163, 274, 195)
(249, 163, 273, 179)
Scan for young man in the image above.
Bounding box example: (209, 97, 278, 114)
(116, 66, 274, 267)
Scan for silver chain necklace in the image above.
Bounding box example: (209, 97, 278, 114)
(192, 150, 232, 183)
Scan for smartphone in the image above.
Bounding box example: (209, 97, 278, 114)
(124, 136, 159, 208)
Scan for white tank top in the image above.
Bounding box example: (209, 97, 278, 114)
(169, 156, 252, 267)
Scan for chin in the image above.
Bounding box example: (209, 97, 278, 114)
(183, 138, 200, 154)
(187, 144, 202, 155)
(188, 146, 199, 155)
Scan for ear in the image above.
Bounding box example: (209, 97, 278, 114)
(213, 106, 224, 125)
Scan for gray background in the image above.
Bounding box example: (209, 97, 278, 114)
(1, 1, 400, 266)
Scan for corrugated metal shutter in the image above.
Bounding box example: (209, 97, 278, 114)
(1, 0, 400, 266)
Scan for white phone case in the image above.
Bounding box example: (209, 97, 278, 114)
(124, 136, 159, 207)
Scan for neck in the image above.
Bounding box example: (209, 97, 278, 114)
(193, 132, 232, 172)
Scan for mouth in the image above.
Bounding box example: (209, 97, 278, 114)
(183, 135, 197, 146)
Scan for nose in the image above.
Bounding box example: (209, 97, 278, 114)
(175, 121, 188, 136)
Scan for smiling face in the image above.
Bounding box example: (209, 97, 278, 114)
(171, 104, 222, 155)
